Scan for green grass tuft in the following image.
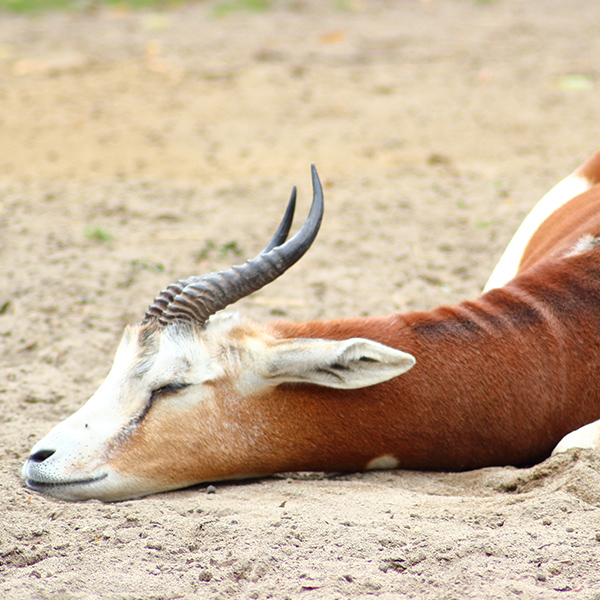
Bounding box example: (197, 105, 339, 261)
(212, 0, 271, 17)
(84, 225, 114, 243)
(0, 0, 182, 13)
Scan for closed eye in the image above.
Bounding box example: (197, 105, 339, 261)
(129, 382, 191, 427)
(150, 381, 191, 401)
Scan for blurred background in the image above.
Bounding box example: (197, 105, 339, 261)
(1, 0, 598, 184)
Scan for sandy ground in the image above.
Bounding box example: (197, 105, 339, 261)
(2, 0, 600, 598)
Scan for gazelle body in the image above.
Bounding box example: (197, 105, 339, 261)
(23, 154, 600, 501)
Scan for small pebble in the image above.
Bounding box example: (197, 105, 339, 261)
(206, 485, 217, 494)
(146, 542, 162, 551)
(363, 580, 382, 591)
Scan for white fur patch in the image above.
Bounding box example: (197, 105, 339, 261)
(552, 419, 600, 454)
(205, 311, 242, 335)
(366, 454, 399, 470)
(484, 174, 591, 292)
(563, 234, 600, 258)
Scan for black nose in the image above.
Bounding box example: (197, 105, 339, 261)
(29, 449, 55, 463)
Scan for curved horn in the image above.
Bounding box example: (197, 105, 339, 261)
(143, 165, 324, 327)
(261, 186, 296, 254)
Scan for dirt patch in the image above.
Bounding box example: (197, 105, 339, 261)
(2, 0, 600, 598)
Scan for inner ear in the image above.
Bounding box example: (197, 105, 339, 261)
(265, 337, 416, 390)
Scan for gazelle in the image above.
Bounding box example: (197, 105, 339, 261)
(23, 153, 600, 502)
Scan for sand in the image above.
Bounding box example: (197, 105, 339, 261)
(2, 0, 600, 598)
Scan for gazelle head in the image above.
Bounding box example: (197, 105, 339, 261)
(22, 167, 415, 501)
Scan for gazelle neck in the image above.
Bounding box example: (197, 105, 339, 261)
(264, 247, 600, 471)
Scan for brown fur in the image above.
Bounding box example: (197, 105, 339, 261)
(266, 245, 600, 470)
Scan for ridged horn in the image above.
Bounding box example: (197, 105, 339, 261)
(143, 165, 324, 327)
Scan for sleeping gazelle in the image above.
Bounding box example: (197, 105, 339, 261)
(23, 153, 600, 501)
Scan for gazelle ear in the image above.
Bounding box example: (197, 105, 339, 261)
(264, 337, 416, 390)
